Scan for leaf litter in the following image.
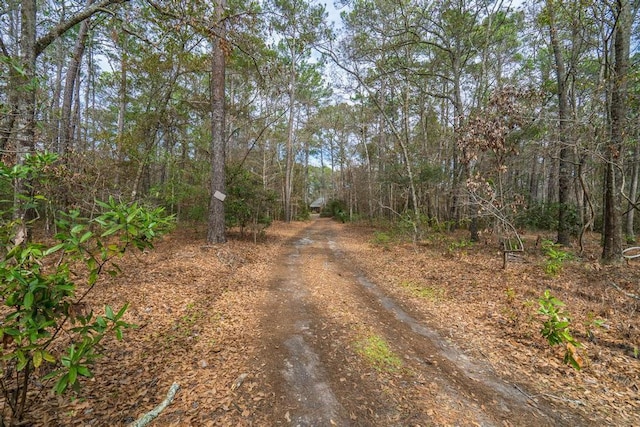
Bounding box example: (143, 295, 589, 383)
(19, 220, 640, 426)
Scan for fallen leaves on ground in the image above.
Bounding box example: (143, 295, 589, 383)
(15, 221, 640, 426)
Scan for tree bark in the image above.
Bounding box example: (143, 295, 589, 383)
(34, 0, 128, 56)
(115, 28, 128, 187)
(58, 0, 94, 157)
(12, 0, 37, 242)
(602, 0, 630, 262)
(547, 0, 571, 246)
(284, 49, 296, 223)
(207, 0, 227, 244)
(625, 139, 639, 242)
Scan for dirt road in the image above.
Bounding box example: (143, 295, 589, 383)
(26, 217, 637, 425)
(258, 218, 587, 426)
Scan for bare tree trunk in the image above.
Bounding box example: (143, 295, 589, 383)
(377, 86, 387, 218)
(547, 0, 571, 246)
(58, 0, 93, 157)
(284, 49, 296, 223)
(402, 84, 419, 220)
(207, 0, 227, 244)
(11, 0, 37, 244)
(625, 140, 639, 242)
(359, 110, 374, 219)
(49, 35, 65, 148)
(602, 0, 630, 263)
(115, 23, 128, 186)
(449, 59, 464, 228)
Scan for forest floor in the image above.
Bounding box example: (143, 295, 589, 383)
(26, 217, 640, 426)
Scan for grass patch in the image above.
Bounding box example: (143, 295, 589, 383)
(355, 334, 403, 372)
(400, 281, 446, 301)
(447, 238, 474, 253)
(371, 231, 392, 249)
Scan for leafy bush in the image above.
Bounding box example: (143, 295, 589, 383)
(225, 165, 277, 237)
(321, 199, 348, 222)
(0, 153, 174, 424)
(371, 231, 391, 248)
(538, 290, 582, 370)
(516, 202, 580, 235)
(448, 238, 474, 253)
(541, 240, 573, 276)
(295, 203, 311, 221)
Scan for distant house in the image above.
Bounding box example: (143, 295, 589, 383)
(309, 197, 326, 213)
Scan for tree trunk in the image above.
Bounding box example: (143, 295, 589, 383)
(58, 0, 94, 157)
(115, 32, 128, 187)
(284, 48, 296, 223)
(547, 1, 571, 246)
(625, 139, 639, 242)
(602, 0, 630, 262)
(207, 0, 227, 244)
(49, 34, 65, 149)
(11, 0, 37, 243)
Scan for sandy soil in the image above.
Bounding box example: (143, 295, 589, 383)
(22, 218, 640, 426)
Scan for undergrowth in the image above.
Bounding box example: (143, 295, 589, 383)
(355, 335, 402, 372)
(401, 281, 446, 301)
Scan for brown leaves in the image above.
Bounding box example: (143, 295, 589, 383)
(342, 225, 640, 426)
(459, 86, 537, 169)
(16, 222, 640, 426)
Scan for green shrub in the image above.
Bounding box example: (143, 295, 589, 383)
(538, 290, 582, 370)
(321, 199, 348, 222)
(225, 165, 277, 236)
(516, 202, 580, 235)
(448, 238, 474, 253)
(541, 240, 572, 276)
(371, 231, 391, 248)
(0, 153, 174, 424)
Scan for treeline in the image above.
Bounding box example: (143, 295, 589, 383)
(0, 0, 638, 261)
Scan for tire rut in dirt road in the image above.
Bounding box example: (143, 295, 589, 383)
(258, 219, 589, 426)
(259, 228, 350, 426)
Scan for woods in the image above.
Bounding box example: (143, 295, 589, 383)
(0, 0, 639, 422)
(1, 0, 638, 259)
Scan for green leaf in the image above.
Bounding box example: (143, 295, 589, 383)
(126, 210, 137, 223)
(88, 270, 98, 286)
(24, 291, 34, 309)
(101, 225, 122, 237)
(105, 305, 114, 320)
(77, 366, 92, 377)
(115, 303, 129, 320)
(42, 351, 56, 363)
(55, 374, 69, 394)
(16, 351, 28, 371)
(42, 369, 61, 381)
(33, 350, 43, 368)
(79, 231, 93, 243)
(70, 224, 84, 235)
(68, 366, 77, 385)
(96, 316, 107, 329)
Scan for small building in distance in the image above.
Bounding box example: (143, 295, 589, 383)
(309, 197, 326, 213)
